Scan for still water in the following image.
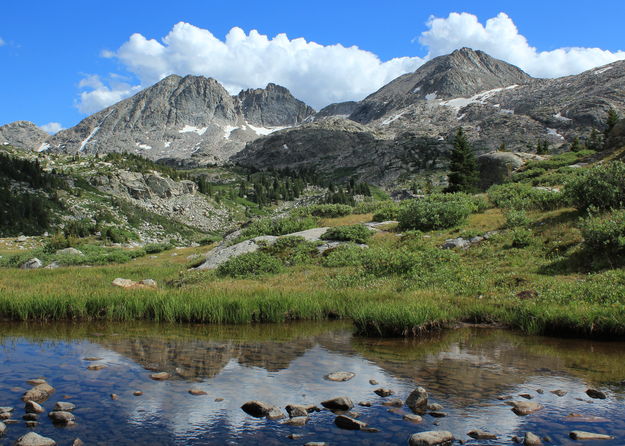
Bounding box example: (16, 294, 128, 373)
(0, 322, 623, 445)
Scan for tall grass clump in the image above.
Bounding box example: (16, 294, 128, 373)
(566, 161, 625, 210)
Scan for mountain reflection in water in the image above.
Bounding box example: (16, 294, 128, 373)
(0, 321, 623, 445)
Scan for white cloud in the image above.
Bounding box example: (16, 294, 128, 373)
(420, 12, 625, 78)
(76, 13, 625, 114)
(0, 37, 5, 46)
(40, 122, 64, 134)
(76, 74, 141, 114)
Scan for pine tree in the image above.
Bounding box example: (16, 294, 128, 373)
(570, 136, 583, 152)
(606, 108, 619, 135)
(586, 128, 604, 151)
(445, 128, 479, 193)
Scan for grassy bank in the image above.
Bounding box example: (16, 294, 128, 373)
(2, 156, 625, 339)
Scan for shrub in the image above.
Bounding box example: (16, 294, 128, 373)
(321, 243, 368, 267)
(353, 200, 394, 215)
(360, 247, 459, 282)
(580, 209, 625, 254)
(525, 150, 595, 170)
(43, 233, 71, 253)
(63, 219, 97, 238)
(504, 209, 530, 228)
(488, 183, 565, 210)
(398, 193, 480, 231)
(263, 236, 319, 266)
(101, 226, 135, 244)
(565, 161, 625, 210)
(321, 225, 374, 244)
(238, 216, 318, 241)
(372, 203, 402, 222)
(217, 251, 284, 278)
(292, 204, 353, 218)
(510, 228, 533, 248)
(144, 242, 173, 254)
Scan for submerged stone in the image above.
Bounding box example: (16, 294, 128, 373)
(408, 430, 454, 446)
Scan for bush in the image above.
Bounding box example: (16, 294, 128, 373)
(321, 243, 368, 267)
(43, 233, 71, 253)
(353, 200, 394, 215)
(292, 204, 353, 218)
(144, 242, 173, 254)
(525, 150, 595, 170)
(372, 203, 402, 222)
(510, 228, 533, 248)
(101, 226, 135, 244)
(504, 209, 530, 228)
(263, 236, 319, 266)
(580, 209, 625, 254)
(565, 161, 625, 210)
(398, 193, 481, 231)
(217, 251, 284, 278)
(360, 247, 459, 282)
(321, 225, 374, 244)
(488, 183, 565, 210)
(238, 216, 318, 242)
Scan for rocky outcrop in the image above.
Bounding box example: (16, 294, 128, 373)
(478, 152, 526, 189)
(45, 76, 313, 165)
(238, 83, 315, 127)
(0, 121, 49, 152)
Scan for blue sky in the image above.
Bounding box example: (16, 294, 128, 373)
(2, 0, 625, 132)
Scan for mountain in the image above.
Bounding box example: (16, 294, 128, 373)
(236, 48, 625, 184)
(44, 75, 315, 165)
(0, 121, 49, 151)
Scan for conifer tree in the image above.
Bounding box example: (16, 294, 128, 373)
(445, 128, 479, 193)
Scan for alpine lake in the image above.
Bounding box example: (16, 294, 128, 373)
(0, 321, 623, 445)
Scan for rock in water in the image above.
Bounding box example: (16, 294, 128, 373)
(509, 400, 543, 416)
(150, 372, 170, 380)
(334, 415, 368, 430)
(468, 430, 497, 440)
(569, 431, 615, 440)
(48, 411, 75, 425)
(374, 388, 394, 397)
(24, 401, 45, 414)
(586, 388, 607, 399)
(241, 401, 283, 419)
(406, 387, 428, 414)
(22, 383, 55, 403)
(14, 432, 57, 446)
(320, 396, 354, 411)
(282, 416, 309, 426)
(285, 404, 310, 418)
(325, 371, 355, 382)
(408, 430, 454, 446)
(524, 432, 543, 445)
(0, 421, 5, 435)
(53, 402, 75, 411)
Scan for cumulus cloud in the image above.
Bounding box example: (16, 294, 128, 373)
(420, 12, 625, 78)
(77, 13, 625, 114)
(0, 37, 5, 46)
(76, 74, 141, 114)
(40, 122, 64, 134)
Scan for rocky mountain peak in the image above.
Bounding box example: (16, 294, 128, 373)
(237, 83, 315, 127)
(349, 47, 533, 123)
(0, 121, 49, 152)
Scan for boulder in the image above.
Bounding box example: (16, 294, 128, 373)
(20, 258, 42, 270)
(282, 416, 309, 426)
(48, 411, 75, 425)
(24, 401, 44, 414)
(112, 278, 136, 288)
(569, 431, 615, 440)
(550, 389, 567, 397)
(334, 415, 367, 430)
(0, 421, 5, 435)
(406, 387, 428, 414)
(478, 151, 525, 189)
(150, 372, 170, 381)
(321, 396, 353, 411)
(403, 414, 423, 423)
(325, 371, 355, 382)
(55, 248, 84, 256)
(285, 404, 312, 418)
(374, 388, 394, 397)
(23, 413, 38, 421)
(524, 432, 543, 445)
(188, 389, 207, 396)
(53, 402, 75, 412)
(14, 432, 56, 446)
(22, 383, 55, 403)
(468, 430, 497, 440)
(139, 279, 157, 288)
(241, 401, 283, 419)
(441, 237, 470, 250)
(586, 388, 607, 399)
(509, 400, 543, 416)
(408, 430, 454, 446)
